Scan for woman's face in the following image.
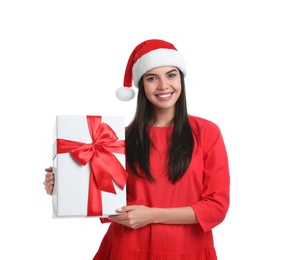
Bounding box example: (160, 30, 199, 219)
(143, 66, 181, 111)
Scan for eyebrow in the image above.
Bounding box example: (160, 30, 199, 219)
(144, 69, 178, 78)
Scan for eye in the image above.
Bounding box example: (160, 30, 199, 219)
(146, 76, 157, 81)
(167, 73, 176, 78)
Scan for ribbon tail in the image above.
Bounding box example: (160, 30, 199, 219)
(96, 148, 128, 191)
(90, 155, 116, 194)
(108, 157, 128, 190)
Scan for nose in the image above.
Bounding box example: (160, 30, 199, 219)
(157, 77, 168, 90)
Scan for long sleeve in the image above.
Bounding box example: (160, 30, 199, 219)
(191, 120, 230, 233)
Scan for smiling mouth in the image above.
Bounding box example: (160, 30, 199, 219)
(156, 93, 172, 98)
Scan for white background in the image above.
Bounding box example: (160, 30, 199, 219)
(0, 0, 286, 259)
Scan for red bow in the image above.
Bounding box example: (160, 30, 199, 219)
(57, 116, 127, 216)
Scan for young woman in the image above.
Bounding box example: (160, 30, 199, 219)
(44, 39, 230, 260)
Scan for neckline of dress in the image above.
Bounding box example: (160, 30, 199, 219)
(148, 125, 174, 130)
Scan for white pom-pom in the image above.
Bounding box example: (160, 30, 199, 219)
(115, 87, 135, 101)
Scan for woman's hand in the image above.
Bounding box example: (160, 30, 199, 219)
(109, 205, 198, 229)
(109, 205, 154, 229)
(43, 166, 54, 195)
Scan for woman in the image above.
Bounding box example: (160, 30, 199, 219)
(44, 39, 230, 259)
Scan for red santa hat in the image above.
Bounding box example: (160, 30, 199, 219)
(115, 39, 187, 101)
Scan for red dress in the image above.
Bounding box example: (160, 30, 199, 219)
(94, 115, 230, 260)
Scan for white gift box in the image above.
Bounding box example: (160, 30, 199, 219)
(52, 115, 127, 218)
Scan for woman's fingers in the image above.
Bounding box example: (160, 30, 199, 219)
(45, 166, 53, 173)
(43, 169, 54, 195)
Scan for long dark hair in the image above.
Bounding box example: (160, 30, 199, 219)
(126, 71, 194, 183)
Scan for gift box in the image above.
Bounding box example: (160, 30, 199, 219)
(52, 115, 127, 218)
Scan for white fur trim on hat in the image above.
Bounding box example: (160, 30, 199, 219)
(132, 48, 186, 87)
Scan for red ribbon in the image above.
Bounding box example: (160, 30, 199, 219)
(57, 116, 127, 216)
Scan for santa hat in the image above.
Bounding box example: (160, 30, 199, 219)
(115, 39, 187, 101)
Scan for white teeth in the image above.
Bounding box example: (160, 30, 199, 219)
(158, 93, 171, 98)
